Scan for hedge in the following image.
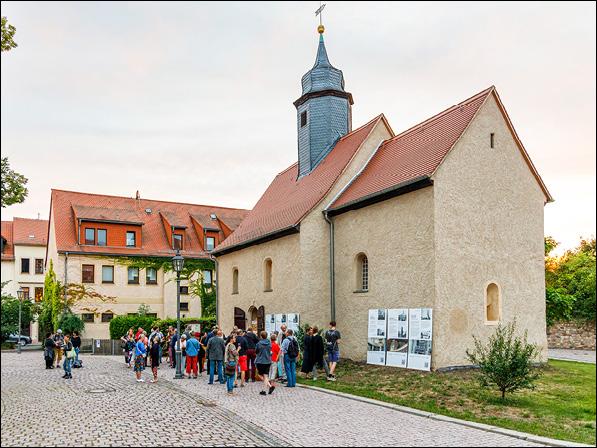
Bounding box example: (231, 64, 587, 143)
(109, 315, 216, 340)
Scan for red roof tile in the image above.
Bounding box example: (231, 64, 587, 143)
(331, 87, 493, 210)
(13, 218, 49, 246)
(51, 190, 249, 258)
(1, 221, 14, 261)
(215, 115, 388, 253)
(72, 205, 144, 225)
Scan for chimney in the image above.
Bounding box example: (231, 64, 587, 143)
(135, 190, 140, 200)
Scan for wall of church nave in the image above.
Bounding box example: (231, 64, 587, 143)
(332, 187, 436, 363)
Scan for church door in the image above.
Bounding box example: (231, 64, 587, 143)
(234, 307, 246, 330)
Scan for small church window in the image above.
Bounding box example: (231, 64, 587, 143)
(232, 268, 239, 294)
(485, 282, 501, 323)
(264, 258, 273, 292)
(490, 133, 495, 149)
(300, 111, 307, 128)
(355, 253, 369, 292)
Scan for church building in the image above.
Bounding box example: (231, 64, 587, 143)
(213, 25, 552, 369)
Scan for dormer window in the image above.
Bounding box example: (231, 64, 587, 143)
(97, 229, 107, 246)
(85, 228, 95, 245)
(126, 231, 136, 247)
(173, 234, 183, 250)
(205, 236, 215, 251)
(1, 236, 6, 253)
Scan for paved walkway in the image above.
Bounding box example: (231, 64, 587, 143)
(0, 352, 547, 447)
(548, 349, 596, 364)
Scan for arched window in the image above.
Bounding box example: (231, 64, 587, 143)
(355, 253, 369, 292)
(485, 283, 501, 323)
(263, 258, 273, 291)
(232, 268, 239, 294)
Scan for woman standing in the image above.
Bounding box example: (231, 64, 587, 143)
(71, 331, 81, 365)
(198, 332, 207, 377)
(310, 326, 330, 380)
(43, 333, 55, 369)
(149, 336, 160, 383)
(301, 327, 314, 377)
(255, 331, 275, 395)
(62, 335, 74, 379)
(134, 336, 147, 382)
(121, 329, 134, 367)
(224, 334, 239, 395)
(180, 334, 187, 376)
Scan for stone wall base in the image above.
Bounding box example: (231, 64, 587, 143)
(547, 320, 596, 350)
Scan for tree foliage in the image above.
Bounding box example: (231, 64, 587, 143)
(545, 236, 596, 323)
(1, 17, 17, 53)
(108, 315, 215, 340)
(466, 321, 541, 400)
(1, 157, 28, 208)
(1, 282, 37, 342)
(57, 312, 85, 335)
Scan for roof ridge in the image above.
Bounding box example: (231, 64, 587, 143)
(51, 189, 249, 212)
(338, 114, 384, 142)
(276, 162, 299, 176)
(390, 86, 494, 142)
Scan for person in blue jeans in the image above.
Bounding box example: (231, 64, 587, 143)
(62, 335, 74, 379)
(281, 329, 299, 387)
(224, 334, 239, 394)
(206, 330, 226, 384)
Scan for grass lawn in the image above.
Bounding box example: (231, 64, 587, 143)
(297, 359, 596, 445)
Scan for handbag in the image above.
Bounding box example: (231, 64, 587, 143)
(67, 347, 76, 359)
(225, 361, 236, 376)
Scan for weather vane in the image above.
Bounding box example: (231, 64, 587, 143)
(315, 2, 326, 34)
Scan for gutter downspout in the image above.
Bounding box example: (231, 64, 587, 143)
(63, 252, 69, 314)
(210, 254, 219, 326)
(323, 211, 335, 322)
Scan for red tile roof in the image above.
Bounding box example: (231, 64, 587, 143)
(215, 115, 390, 253)
(51, 190, 249, 258)
(330, 86, 552, 210)
(13, 217, 49, 246)
(1, 221, 14, 261)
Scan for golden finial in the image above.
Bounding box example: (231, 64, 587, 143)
(315, 3, 326, 34)
(318, 24, 325, 34)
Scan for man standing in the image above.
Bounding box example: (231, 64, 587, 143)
(185, 332, 201, 379)
(324, 321, 341, 381)
(245, 327, 259, 382)
(280, 329, 299, 387)
(235, 329, 248, 388)
(53, 329, 64, 369)
(169, 329, 179, 369)
(206, 330, 225, 384)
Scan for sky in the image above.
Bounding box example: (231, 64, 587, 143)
(1, 1, 595, 253)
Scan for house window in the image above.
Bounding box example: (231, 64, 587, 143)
(128, 267, 139, 284)
(355, 253, 368, 292)
(146, 267, 157, 285)
(97, 229, 107, 246)
(173, 234, 183, 250)
(21, 258, 30, 273)
(232, 268, 239, 294)
(301, 110, 307, 127)
(203, 270, 212, 285)
(205, 236, 215, 251)
(102, 265, 114, 283)
(263, 258, 272, 292)
(82, 313, 95, 323)
(21, 286, 30, 300)
(146, 313, 158, 318)
(180, 302, 189, 311)
(35, 259, 44, 275)
(85, 228, 95, 245)
(126, 231, 136, 247)
(101, 312, 114, 323)
(34, 287, 43, 302)
(0, 236, 6, 253)
(486, 283, 501, 323)
(82, 264, 95, 283)
(490, 133, 495, 149)
(179, 286, 189, 295)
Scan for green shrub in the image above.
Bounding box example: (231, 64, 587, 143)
(546, 286, 575, 326)
(57, 312, 85, 335)
(109, 315, 216, 340)
(153, 317, 216, 337)
(466, 321, 541, 400)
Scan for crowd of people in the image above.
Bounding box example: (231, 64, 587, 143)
(120, 321, 342, 395)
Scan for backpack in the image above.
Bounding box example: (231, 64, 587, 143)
(287, 337, 299, 358)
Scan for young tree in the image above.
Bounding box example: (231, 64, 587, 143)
(1, 16, 17, 53)
(466, 321, 541, 400)
(1, 157, 28, 208)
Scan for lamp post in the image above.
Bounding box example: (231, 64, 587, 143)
(171, 249, 185, 379)
(16, 288, 25, 355)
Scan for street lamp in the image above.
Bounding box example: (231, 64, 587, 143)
(171, 249, 185, 379)
(16, 288, 25, 354)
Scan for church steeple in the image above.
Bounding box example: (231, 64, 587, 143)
(294, 25, 354, 177)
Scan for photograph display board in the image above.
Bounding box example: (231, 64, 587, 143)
(287, 313, 300, 333)
(407, 308, 433, 371)
(367, 309, 387, 365)
(385, 309, 409, 368)
(265, 314, 275, 335)
(275, 314, 287, 332)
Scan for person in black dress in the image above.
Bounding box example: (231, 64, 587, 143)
(150, 336, 160, 383)
(44, 333, 55, 369)
(300, 327, 314, 377)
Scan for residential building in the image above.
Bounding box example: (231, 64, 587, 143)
(46, 190, 248, 339)
(213, 26, 552, 369)
(1, 218, 49, 342)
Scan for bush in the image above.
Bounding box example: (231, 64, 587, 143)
(546, 287, 575, 326)
(108, 315, 216, 340)
(57, 312, 85, 335)
(153, 317, 216, 337)
(466, 321, 541, 400)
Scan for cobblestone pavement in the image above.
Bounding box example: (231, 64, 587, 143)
(548, 349, 596, 364)
(1, 353, 547, 447)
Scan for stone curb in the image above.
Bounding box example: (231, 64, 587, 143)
(548, 356, 596, 365)
(297, 383, 592, 448)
